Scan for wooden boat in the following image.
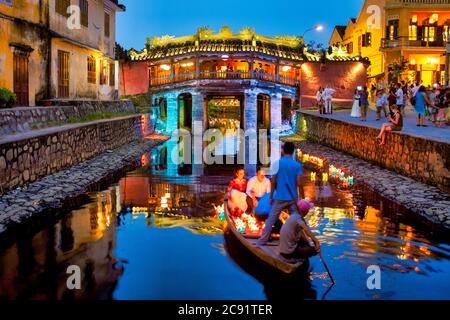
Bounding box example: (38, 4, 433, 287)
(224, 201, 308, 274)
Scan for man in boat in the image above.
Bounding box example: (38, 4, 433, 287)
(246, 167, 271, 211)
(256, 142, 306, 247)
(279, 200, 321, 260)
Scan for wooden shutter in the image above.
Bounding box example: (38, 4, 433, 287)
(58, 50, 70, 98)
(13, 53, 29, 106)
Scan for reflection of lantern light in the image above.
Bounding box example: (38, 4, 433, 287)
(311, 172, 317, 182)
(322, 173, 328, 182)
(318, 159, 324, 167)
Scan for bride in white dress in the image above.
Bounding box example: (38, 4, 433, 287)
(351, 89, 361, 118)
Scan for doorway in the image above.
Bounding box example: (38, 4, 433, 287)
(13, 52, 29, 106)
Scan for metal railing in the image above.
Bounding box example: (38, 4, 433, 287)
(150, 71, 298, 87)
(381, 36, 447, 49)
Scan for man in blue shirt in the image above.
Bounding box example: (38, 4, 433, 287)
(256, 142, 305, 246)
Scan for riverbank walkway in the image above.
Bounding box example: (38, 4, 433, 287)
(301, 108, 450, 144)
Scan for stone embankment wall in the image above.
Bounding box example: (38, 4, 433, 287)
(297, 111, 450, 193)
(0, 100, 135, 136)
(0, 115, 144, 195)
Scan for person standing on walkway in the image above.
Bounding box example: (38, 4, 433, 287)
(316, 87, 324, 114)
(323, 85, 335, 115)
(375, 89, 388, 120)
(351, 89, 361, 118)
(256, 142, 305, 246)
(415, 86, 433, 127)
(359, 86, 369, 122)
(396, 83, 405, 116)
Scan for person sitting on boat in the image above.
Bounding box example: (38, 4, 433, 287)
(227, 167, 250, 217)
(256, 142, 305, 247)
(246, 167, 271, 210)
(280, 200, 321, 260)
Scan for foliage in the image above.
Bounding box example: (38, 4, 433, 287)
(0, 88, 17, 108)
(115, 42, 130, 62)
(121, 94, 149, 113)
(388, 57, 409, 83)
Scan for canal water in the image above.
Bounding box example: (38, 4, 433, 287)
(1, 142, 449, 300)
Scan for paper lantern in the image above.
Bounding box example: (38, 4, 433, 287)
(349, 176, 354, 186)
(311, 172, 317, 182)
(322, 173, 329, 182)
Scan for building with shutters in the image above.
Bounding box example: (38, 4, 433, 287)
(0, 0, 125, 107)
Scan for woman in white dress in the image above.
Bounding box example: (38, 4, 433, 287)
(351, 89, 362, 118)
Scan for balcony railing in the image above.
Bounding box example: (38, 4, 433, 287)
(381, 36, 447, 49)
(150, 71, 299, 87)
(387, 0, 450, 6)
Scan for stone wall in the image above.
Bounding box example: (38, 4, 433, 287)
(0, 100, 135, 136)
(0, 116, 144, 195)
(297, 111, 450, 193)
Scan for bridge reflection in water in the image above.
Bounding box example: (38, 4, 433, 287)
(0, 143, 449, 300)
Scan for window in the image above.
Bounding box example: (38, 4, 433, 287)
(424, 26, 436, 42)
(409, 23, 418, 41)
(362, 33, 372, 47)
(58, 50, 70, 98)
(87, 56, 96, 84)
(109, 62, 115, 86)
(104, 13, 110, 38)
(444, 22, 450, 43)
(56, 0, 71, 17)
(80, 0, 88, 27)
(100, 60, 107, 85)
(347, 42, 353, 54)
(387, 20, 399, 40)
(422, 18, 437, 42)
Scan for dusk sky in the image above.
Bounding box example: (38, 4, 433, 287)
(116, 0, 365, 50)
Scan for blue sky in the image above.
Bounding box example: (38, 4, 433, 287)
(116, 0, 364, 50)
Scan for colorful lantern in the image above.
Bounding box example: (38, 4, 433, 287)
(322, 173, 329, 182)
(340, 171, 345, 181)
(349, 176, 354, 186)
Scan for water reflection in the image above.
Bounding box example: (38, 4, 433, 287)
(0, 188, 121, 300)
(0, 141, 450, 300)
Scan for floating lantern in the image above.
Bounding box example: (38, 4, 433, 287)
(311, 172, 317, 182)
(297, 149, 303, 161)
(332, 167, 337, 178)
(343, 177, 349, 187)
(318, 159, 324, 168)
(349, 176, 354, 186)
(340, 171, 345, 181)
(322, 173, 329, 182)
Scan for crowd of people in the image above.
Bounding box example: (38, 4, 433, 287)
(316, 85, 336, 115)
(348, 82, 450, 145)
(226, 143, 321, 261)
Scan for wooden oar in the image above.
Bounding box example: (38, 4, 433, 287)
(285, 185, 336, 285)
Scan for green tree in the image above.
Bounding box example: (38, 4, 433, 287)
(388, 57, 409, 83)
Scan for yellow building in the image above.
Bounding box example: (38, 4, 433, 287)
(331, 0, 450, 87)
(381, 0, 450, 86)
(0, 0, 125, 106)
(330, 0, 387, 85)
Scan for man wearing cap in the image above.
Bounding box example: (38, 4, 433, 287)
(279, 200, 321, 260)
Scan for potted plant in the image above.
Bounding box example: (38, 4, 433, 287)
(0, 88, 17, 109)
